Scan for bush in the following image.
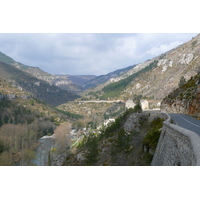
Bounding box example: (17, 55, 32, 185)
(84, 136, 99, 165)
(142, 117, 164, 152)
(133, 102, 142, 113)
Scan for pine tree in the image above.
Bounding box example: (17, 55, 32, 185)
(178, 76, 186, 87)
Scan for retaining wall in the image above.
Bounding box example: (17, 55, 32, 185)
(151, 120, 200, 166)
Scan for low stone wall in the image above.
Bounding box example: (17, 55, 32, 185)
(151, 121, 200, 166)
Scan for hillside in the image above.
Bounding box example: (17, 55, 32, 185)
(68, 75, 96, 86)
(161, 73, 200, 117)
(0, 51, 95, 93)
(81, 65, 135, 90)
(82, 34, 200, 101)
(0, 66, 86, 165)
(53, 109, 166, 166)
(0, 61, 79, 106)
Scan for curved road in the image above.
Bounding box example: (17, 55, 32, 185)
(170, 114, 200, 135)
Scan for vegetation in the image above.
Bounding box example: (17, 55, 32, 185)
(0, 62, 79, 106)
(192, 40, 197, 47)
(143, 117, 164, 152)
(83, 136, 99, 165)
(0, 52, 15, 64)
(100, 60, 158, 100)
(0, 96, 75, 165)
(132, 101, 142, 113)
(63, 102, 164, 166)
(178, 76, 186, 87)
(53, 107, 83, 120)
(163, 74, 200, 103)
(103, 103, 125, 119)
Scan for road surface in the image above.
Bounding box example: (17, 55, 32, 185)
(170, 114, 200, 135)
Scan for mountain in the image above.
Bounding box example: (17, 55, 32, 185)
(68, 75, 96, 86)
(0, 61, 79, 106)
(0, 51, 95, 93)
(44, 74, 96, 93)
(82, 34, 200, 101)
(81, 65, 135, 90)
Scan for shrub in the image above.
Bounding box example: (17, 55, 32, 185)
(143, 117, 164, 151)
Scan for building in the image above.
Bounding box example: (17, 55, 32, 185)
(104, 118, 115, 127)
(140, 99, 149, 110)
(125, 99, 136, 109)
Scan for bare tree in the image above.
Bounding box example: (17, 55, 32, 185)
(54, 122, 71, 153)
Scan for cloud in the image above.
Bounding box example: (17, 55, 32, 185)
(146, 41, 182, 56)
(0, 33, 198, 75)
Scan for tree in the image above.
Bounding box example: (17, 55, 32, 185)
(178, 76, 186, 87)
(54, 122, 71, 153)
(84, 136, 99, 165)
(133, 101, 142, 113)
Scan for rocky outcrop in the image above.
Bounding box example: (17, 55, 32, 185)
(0, 94, 31, 100)
(161, 75, 200, 117)
(188, 85, 200, 116)
(124, 112, 168, 134)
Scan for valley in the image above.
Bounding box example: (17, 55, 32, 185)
(0, 33, 200, 166)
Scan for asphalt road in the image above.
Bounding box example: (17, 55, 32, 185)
(170, 114, 200, 135)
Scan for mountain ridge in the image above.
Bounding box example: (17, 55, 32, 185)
(0, 61, 79, 106)
(0, 51, 95, 93)
(81, 34, 200, 101)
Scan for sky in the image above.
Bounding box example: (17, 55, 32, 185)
(0, 33, 198, 76)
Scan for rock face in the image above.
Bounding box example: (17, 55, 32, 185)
(0, 94, 31, 100)
(189, 85, 200, 116)
(124, 112, 168, 134)
(161, 74, 200, 117)
(124, 113, 142, 133)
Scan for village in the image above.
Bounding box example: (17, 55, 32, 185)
(67, 98, 161, 143)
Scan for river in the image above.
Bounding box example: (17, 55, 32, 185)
(32, 128, 79, 166)
(32, 136, 55, 166)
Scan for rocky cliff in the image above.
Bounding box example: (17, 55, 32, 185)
(161, 73, 200, 117)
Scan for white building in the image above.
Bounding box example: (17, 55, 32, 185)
(140, 99, 149, 110)
(103, 118, 115, 127)
(125, 99, 150, 110)
(125, 99, 136, 109)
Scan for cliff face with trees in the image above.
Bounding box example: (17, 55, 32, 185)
(161, 73, 200, 118)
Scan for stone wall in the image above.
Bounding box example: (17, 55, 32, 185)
(151, 121, 200, 166)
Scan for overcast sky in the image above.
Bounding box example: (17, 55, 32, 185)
(0, 33, 198, 76)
